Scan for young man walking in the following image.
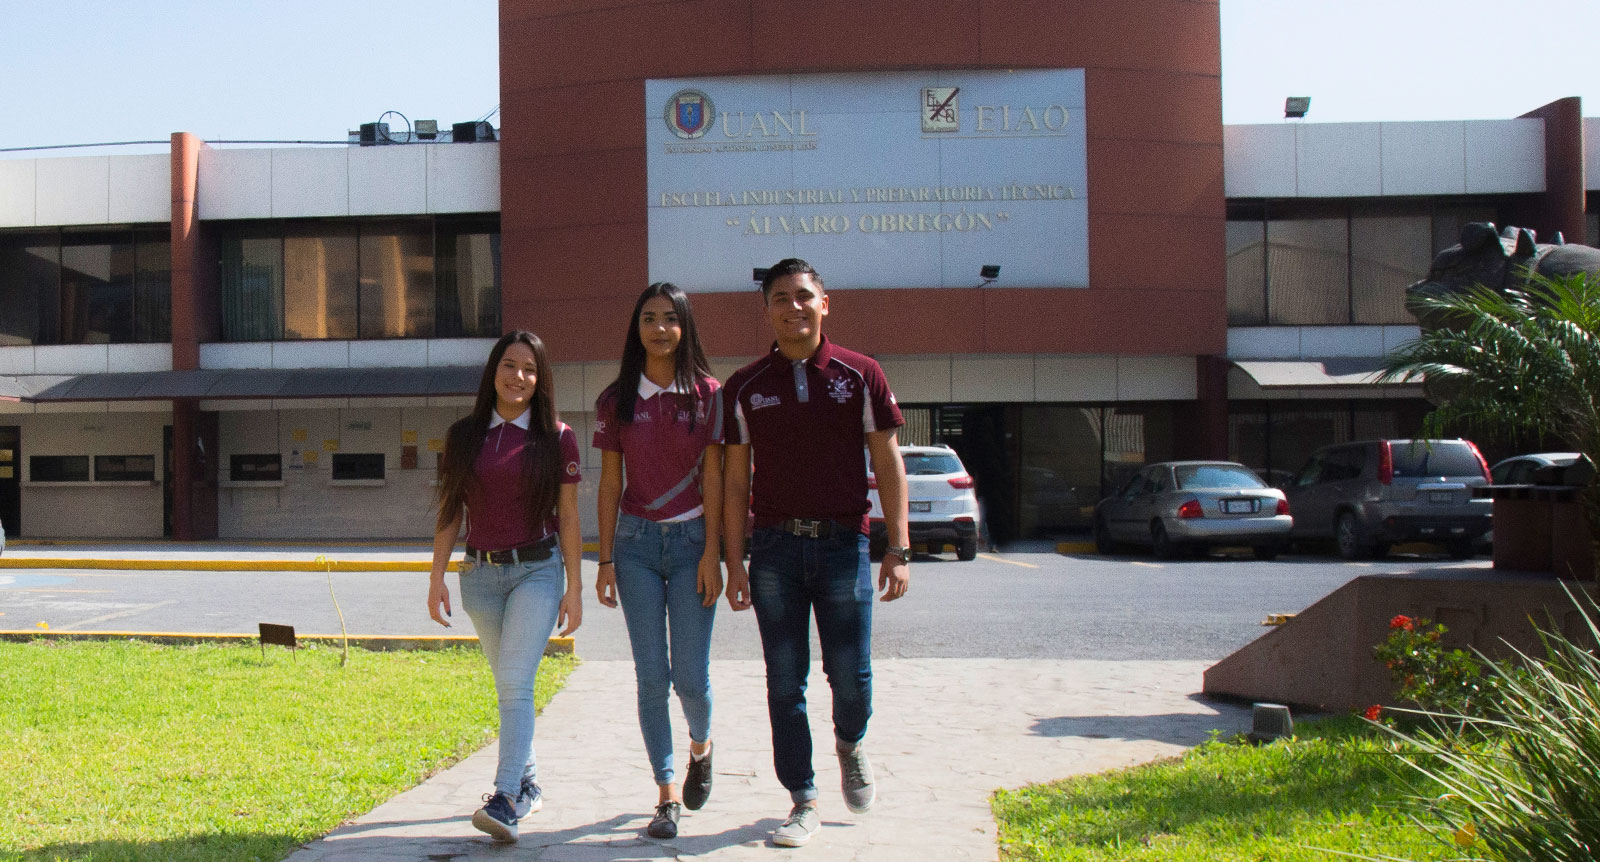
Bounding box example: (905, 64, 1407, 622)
(722, 258, 911, 847)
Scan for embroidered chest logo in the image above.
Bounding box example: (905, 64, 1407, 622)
(827, 378, 854, 404)
(750, 393, 781, 411)
(677, 410, 691, 423)
(636, 411, 651, 421)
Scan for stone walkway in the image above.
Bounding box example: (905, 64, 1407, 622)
(285, 658, 1243, 860)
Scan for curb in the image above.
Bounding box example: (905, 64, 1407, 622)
(0, 559, 445, 572)
(0, 631, 576, 654)
(1056, 541, 1096, 554)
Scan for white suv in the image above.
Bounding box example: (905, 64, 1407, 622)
(868, 444, 982, 560)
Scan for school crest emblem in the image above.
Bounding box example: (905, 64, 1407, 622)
(828, 378, 854, 404)
(664, 89, 714, 140)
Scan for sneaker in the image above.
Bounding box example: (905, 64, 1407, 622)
(516, 778, 543, 816)
(837, 740, 876, 813)
(683, 742, 713, 810)
(647, 800, 681, 839)
(471, 791, 520, 843)
(772, 803, 820, 847)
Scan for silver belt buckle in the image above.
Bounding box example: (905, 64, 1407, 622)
(796, 519, 822, 537)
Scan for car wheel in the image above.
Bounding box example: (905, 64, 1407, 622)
(957, 536, 979, 561)
(1253, 544, 1280, 561)
(1335, 512, 1371, 560)
(1093, 517, 1117, 555)
(1446, 539, 1475, 560)
(1152, 522, 1181, 560)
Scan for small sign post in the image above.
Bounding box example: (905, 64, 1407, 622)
(259, 623, 297, 661)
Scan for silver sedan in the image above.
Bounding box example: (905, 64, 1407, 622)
(1093, 461, 1293, 560)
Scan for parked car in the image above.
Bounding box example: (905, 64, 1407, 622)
(1490, 452, 1582, 485)
(868, 444, 982, 561)
(1283, 439, 1492, 560)
(1092, 461, 1292, 560)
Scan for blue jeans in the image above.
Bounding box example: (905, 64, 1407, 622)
(748, 527, 873, 804)
(613, 512, 716, 786)
(459, 552, 565, 796)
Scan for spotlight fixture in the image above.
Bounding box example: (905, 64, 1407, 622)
(979, 264, 1001, 287)
(752, 267, 770, 285)
(1284, 97, 1311, 119)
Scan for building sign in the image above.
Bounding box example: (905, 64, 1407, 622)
(646, 70, 1088, 291)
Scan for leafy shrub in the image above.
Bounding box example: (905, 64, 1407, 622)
(1373, 614, 1493, 716)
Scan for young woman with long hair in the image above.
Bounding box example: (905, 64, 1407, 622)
(593, 282, 724, 839)
(427, 329, 584, 844)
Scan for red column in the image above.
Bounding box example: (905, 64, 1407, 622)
(1518, 97, 1586, 245)
(169, 134, 218, 538)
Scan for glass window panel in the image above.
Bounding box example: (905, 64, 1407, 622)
(1226, 219, 1266, 325)
(221, 235, 283, 341)
(30, 455, 89, 482)
(358, 223, 434, 338)
(0, 234, 58, 345)
(134, 236, 171, 342)
(1018, 405, 1103, 538)
(1587, 212, 1598, 248)
(331, 453, 384, 480)
(436, 228, 501, 337)
(61, 236, 135, 344)
(1266, 218, 1349, 325)
(1351, 214, 1431, 324)
(283, 227, 357, 339)
(230, 453, 282, 481)
(95, 455, 156, 482)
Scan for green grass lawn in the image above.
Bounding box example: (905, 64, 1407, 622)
(0, 639, 575, 862)
(993, 716, 1452, 862)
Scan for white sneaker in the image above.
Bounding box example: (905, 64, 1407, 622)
(772, 803, 820, 846)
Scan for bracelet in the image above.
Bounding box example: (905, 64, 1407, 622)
(598, 560, 613, 566)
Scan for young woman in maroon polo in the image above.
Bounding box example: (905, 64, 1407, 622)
(427, 330, 583, 844)
(593, 283, 724, 840)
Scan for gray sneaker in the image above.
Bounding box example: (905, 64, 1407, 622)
(772, 803, 820, 847)
(837, 740, 876, 813)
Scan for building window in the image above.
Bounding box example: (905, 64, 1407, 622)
(30, 455, 90, 482)
(1227, 202, 1500, 327)
(218, 216, 500, 341)
(0, 228, 170, 345)
(95, 455, 156, 482)
(331, 453, 385, 481)
(230, 454, 282, 482)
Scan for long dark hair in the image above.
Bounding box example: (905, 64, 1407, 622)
(435, 330, 562, 534)
(610, 282, 713, 425)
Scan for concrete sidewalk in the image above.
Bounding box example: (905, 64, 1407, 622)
(0, 540, 445, 571)
(285, 658, 1242, 861)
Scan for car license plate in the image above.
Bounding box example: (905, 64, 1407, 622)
(1222, 499, 1253, 514)
(910, 501, 932, 513)
(1429, 491, 1454, 503)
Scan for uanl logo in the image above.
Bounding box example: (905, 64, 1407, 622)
(664, 89, 714, 139)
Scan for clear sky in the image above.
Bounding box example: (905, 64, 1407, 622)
(2, 0, 1599, 155)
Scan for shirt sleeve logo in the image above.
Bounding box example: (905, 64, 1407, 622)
(595, 419, 606, 433)
(750, 393, 782, 411)
(828, 378, 854, 403)
(566, 462, 580, 476)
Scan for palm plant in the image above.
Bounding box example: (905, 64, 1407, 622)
(1383, 271, 1600, 575)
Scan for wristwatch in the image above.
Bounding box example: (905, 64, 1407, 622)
(885, 545, 912, 564)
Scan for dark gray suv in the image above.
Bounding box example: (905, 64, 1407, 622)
(1283, 439, 1492, 559)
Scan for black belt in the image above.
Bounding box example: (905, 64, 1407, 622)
(777, 518, 843, 538)
(466, 536, 555, 565)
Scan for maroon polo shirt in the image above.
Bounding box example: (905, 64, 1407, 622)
(593, 376, 724, 521)
(723, 335, 903, 535)
(464, 416, 582, 552)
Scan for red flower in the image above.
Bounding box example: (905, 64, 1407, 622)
(1364, 704, 1383, 721)
(1389, 614, 1415, 631)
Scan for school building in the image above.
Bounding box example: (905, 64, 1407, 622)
(0, 1, 1596, 542)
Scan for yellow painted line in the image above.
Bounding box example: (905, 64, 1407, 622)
(0, 630, 576, 654)
(1130, 561, 1164, 568)
(1055, 541, 1096, 554)
(976, 553, 1039, 569)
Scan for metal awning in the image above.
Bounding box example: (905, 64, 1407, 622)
(1228, 359, 1424, 399)
(0, 366, 481, 403)
(1230, 359, 1396, 388)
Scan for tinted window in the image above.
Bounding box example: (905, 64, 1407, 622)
(903, 453, 962, 475)
(1174, 464, 1266, 490)
(230, 454, 282, 482)
(31, 455, 89, 482)
(95, 455, 155, 482)
(331, 453, 385, 481)
(1390, 442, 1483, 477)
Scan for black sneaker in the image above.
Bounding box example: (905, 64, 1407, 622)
(683, 742, 713, 811)
(647, 800, 681, 839)
(516, 778, 543, 816)
(471, 791, 520, 842)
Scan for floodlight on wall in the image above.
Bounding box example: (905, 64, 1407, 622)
(752, 267, 771, 285)
(1284, 97, 1311, 119)
(979, 264, 1001, 287)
